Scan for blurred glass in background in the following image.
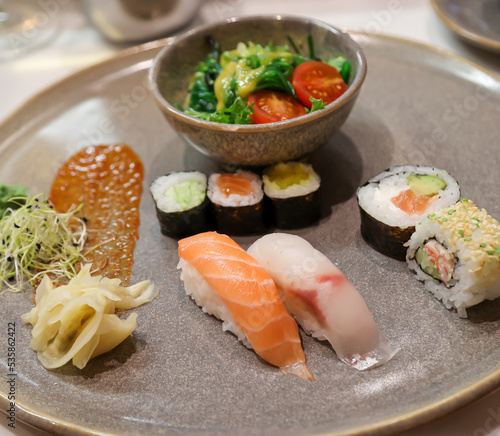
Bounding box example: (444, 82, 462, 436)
(0, 0, 59, 61)
(83, 0, 202, 43)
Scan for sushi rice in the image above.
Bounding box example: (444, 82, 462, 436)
(150, 171, 207, 213)
(178, 257, 250, 347)
(207, 170, 263, 207)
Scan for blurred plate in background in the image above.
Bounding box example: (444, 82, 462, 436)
(431, 0, 500, 53)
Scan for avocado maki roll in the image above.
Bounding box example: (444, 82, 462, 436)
(150, 171, 210, 238)
(207, 170, 266, 236)
(262, 162, 321, 229)
(406, 199, 500, 317)
(356, 165, 460, 260)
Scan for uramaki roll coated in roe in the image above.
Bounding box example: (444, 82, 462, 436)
(356, 165, 460, 260)
(406, 199, 500, 317)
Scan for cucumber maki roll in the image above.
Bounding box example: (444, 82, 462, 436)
(406, 199, 500, 317)
(262, 162, 321, 229)
(207, 170, 266, 236)
(150, 171, 210, 238)
(356, 165, 460, 260)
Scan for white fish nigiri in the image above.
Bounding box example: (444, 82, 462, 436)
(247, 233, 397, 370)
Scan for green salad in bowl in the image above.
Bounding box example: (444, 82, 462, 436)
(149, 15, 366, 166)
(183, 38, 351, 124)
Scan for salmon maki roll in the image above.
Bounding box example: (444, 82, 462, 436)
(207, 170, 266, 235)
(177, 231, 313, 381)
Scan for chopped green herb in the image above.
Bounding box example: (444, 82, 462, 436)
(464, 238, 472, 242)
(480, 243, 487, 248)
(495, 247, 500, 254)
(472, 217, 479, 221)
(487, 250, 494, 255)
(308, 97, 327, 113)
(442, 218, 448, 222)
(307, 34, 317, 60)
(458, 230, 465, 237)
(286, 35, 300, 54)
(447, 210, 456, 215)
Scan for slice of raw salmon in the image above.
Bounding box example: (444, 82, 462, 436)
(391, 189, 437, 216)
(216, 173, 255, 197)
(178, 231, 314, 381)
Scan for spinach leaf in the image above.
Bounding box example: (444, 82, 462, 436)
(184, 97, 254, 124)
(255, 59, 296, 97)
(188, 39, 222, 113)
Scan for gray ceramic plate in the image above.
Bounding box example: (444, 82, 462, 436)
(1, 32, 500, 436)
(431, 0, 500, 53)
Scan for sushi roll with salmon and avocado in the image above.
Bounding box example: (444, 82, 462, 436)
(262, 162, 321, 229)
(356, 165, 460, 260)
(150, 171, 210, 238)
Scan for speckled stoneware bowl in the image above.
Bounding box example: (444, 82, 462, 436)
(149, 15, 367, 166)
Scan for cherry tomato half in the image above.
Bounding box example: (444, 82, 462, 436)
(247, 90, 307, 124)
(292, 60, 348, 109)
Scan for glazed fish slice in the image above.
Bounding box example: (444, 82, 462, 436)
(177, 231, 314, 381)
(248, 233, 397, 370)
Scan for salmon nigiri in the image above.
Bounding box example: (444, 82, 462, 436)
(177, 231, 314, 381)
(248, 233, 397, 370)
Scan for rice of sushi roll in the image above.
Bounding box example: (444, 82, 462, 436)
(150, 171, 210, 238)
(262, 162, 321, 229)
(406, 199, 500, 318)
(207, 170, 266, 235)
(356, 165, 460, 260)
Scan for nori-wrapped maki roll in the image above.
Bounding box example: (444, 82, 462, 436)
(262, 162, 321, 229)
(207, 170, 266, 236)
(356, 165, 460, 260)
(150, 171, 210, 238)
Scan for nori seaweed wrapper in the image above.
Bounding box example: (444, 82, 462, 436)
(155, 197, 212, 239)
(358, 205, 414, 261)
(210, 200, 267, 236)
(266, 190, 321, 229)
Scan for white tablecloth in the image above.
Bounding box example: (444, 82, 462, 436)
(1, 1, 500, 435)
